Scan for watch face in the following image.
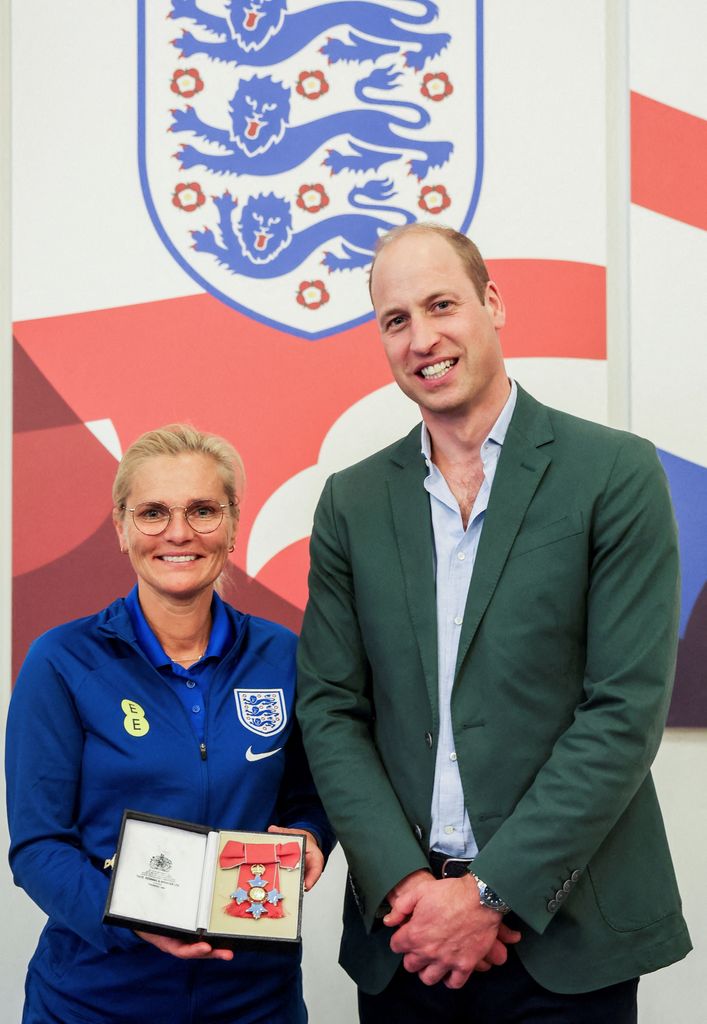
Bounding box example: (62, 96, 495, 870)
(479, 885, 509, 913)
(473, 873, 509, 913)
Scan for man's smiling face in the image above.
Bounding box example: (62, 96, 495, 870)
(371, 231, 508, 424)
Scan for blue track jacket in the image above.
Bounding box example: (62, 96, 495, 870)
(5, 595, 333, 1024)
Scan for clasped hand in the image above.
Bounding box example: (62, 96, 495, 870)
(384, 869, 521, 988)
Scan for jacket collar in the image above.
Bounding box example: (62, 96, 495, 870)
(96, 591, 249, 666)
(453, 384, 554, 676)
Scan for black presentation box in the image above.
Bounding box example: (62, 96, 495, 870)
(103, 810, 305, 948)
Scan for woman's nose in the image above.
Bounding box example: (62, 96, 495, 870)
(162, 507, 192, 541)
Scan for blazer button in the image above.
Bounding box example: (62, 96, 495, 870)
(563, 880, 572, 893)
(413, 824, 424, 841)
(424, 731, 433, 748)
(571, 869, 581, 882)
(555, 889, 566, 903)
(547, 898, 559, 913)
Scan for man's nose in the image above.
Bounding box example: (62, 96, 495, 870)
(408, 316, 439, 354)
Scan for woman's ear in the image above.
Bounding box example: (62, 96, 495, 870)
(113, 509, 128, 553)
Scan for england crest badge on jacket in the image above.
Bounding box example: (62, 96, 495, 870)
(234, 688, 287, 736)
(139, 0, 483, 339)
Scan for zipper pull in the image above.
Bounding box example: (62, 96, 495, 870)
(200, 742, 207, 761)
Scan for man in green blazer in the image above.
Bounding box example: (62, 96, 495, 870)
(297, 224, 690, 1021)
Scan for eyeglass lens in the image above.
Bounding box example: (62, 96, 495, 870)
(131, 501, 224, 535)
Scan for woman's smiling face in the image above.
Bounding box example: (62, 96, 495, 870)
(114, 453, 235, 605)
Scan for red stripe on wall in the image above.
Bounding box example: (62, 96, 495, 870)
(488, 259, 606, 360)
(631, 92, 707, 231)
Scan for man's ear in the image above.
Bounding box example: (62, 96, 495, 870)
(484, 281, 506, 329)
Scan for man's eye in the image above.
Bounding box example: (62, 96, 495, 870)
(386, 315, 406, 330)
(434, 300, 452, 311)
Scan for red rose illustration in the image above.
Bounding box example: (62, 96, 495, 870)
(295, 184, 330, 214)
(418, 185, 451, 215)
(170, 68, 204, 99)
(295, 70, 329, 100)
(172, 182, 206, 212)
(420, 72, 453, 102)
(296, 280, 330, 309)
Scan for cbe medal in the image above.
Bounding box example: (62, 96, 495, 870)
(219, 841, 301, 920)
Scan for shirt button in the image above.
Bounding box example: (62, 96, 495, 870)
(191, 705, 201, 714)
(450, 752, 458, 762)
(453, 615, 463, 625)
(443, 826, 455, 835)
(186, 680, 196, 689)
(457, 552, 466, 561)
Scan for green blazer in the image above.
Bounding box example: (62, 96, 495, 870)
(297, 385, 691, 995)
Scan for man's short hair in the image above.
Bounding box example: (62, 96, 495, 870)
(369, 223, 490, 302)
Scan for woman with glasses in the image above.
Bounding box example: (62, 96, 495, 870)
(6, 424, 333, 1024)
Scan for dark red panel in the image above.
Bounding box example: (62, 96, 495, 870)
(253, 538, 311, 614)
(13, 517, 136, 680)
(13, 424, 120, 576)
(13, 339, 80, 432)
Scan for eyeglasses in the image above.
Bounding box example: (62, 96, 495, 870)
(121, 500, 235, 536)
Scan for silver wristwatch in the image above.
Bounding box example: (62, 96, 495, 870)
(472, 873, 510, 915)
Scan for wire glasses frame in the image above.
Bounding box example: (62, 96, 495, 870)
(120, 500, 235, 536)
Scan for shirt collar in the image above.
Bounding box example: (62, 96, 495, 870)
(124, 584, 233, 669)
(420, 378, 518, 460)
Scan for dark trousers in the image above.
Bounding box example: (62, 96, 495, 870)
(358, 948, 638, 1024)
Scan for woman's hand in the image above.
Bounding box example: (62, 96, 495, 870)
(267, 825, 325, 891)
(136, 930, 233, 960)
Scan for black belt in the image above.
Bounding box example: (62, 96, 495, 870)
(429, 850, 474, 879)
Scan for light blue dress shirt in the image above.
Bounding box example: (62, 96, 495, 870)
(423, 380, 518, 857)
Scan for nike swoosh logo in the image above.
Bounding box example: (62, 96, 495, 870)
(245, 745, 282, 762)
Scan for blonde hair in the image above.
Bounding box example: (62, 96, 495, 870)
(113, 423, 244, 521)
(369, 222, 490, 302)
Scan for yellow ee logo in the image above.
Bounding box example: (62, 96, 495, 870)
(121, 699, 150, 737)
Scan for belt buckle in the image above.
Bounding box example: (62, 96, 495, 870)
(441, 856, 472, 878)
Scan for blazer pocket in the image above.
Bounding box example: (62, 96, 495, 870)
(509, 510, 584, 559)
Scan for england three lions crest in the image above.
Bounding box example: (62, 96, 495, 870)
(139, 0, 484, 338)
(234, 689, 287, 736)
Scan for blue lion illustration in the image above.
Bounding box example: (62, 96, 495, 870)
(191, 178, 415, 277)
(170, 0, 450, 72)
(172, 66, 452, 180)
(241, 694, 280, 729)
(242, 695, 278, 712)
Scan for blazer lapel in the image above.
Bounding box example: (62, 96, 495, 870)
(386, 428, 439, 725)
(455, 388, 554, 676)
